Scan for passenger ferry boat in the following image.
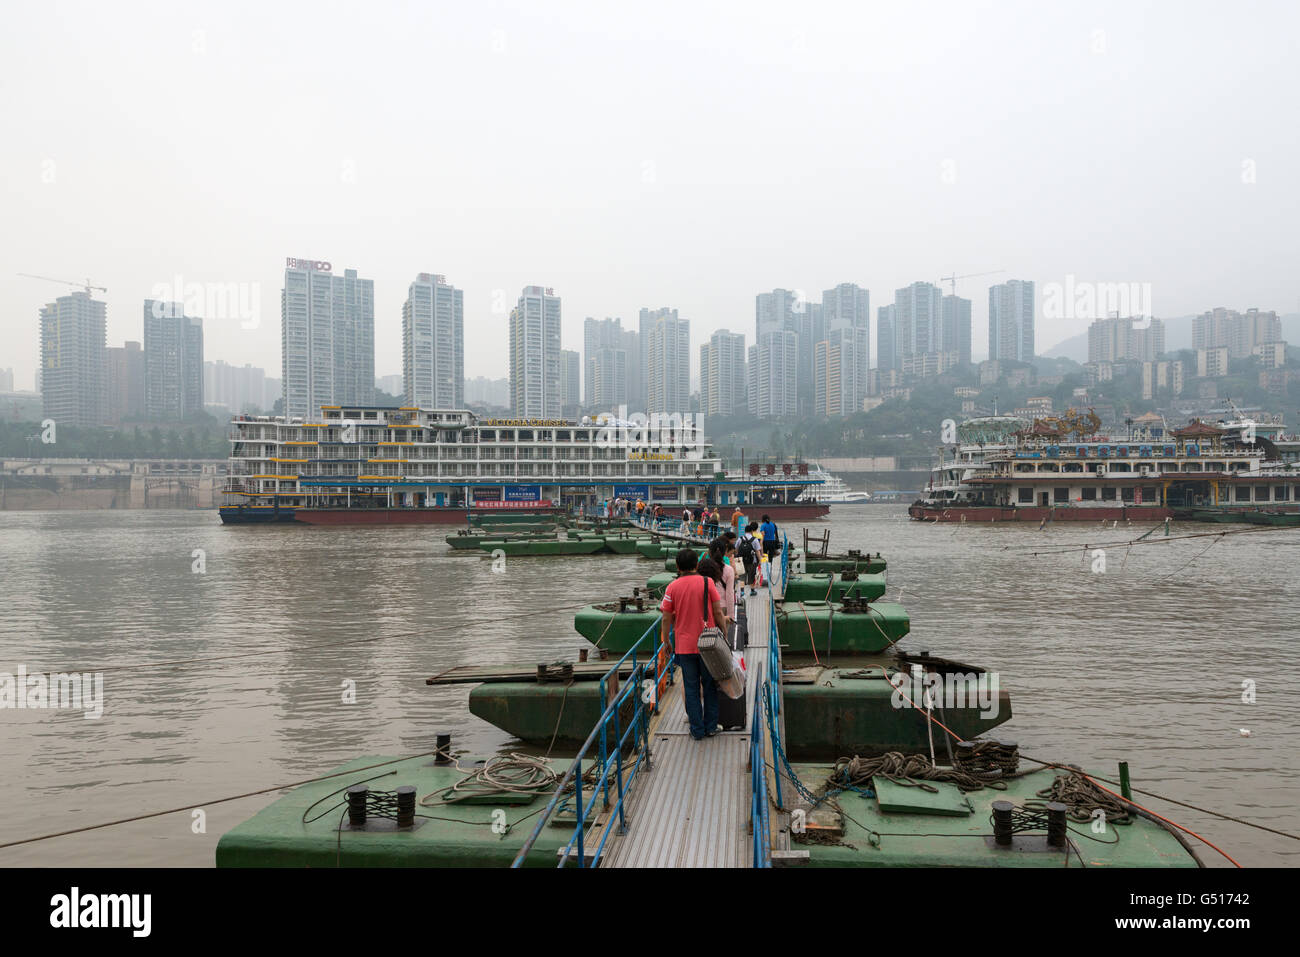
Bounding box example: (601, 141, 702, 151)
(908, 411, 1300, 522)
(802, 465, 872, 504)
(219, 405, 829, 524)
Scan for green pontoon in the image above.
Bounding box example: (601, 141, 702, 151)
(800, 555, 887, 574)
(782, 572, 886, 603)
(216, 754, 580, 868)
(482, 538, 609, 556)
(602, 533, 651, 553)
(446, 530, 559, 549)
(645, 572, 676, 598)
(776, 600, 909, 653)
(574, 599, 659, 653)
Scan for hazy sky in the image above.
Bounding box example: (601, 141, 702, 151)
(2, 0, 1297, 391)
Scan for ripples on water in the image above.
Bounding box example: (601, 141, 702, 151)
(0, 509, 1295, 867)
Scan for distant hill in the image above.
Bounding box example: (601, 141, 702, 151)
(1041, 313, 1300, 362)
(1041, 330, 1089, 363)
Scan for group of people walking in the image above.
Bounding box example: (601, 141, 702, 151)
(656, 513, 783, 740)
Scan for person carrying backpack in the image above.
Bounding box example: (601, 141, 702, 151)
(737, 522, 760, 589)
(759, 514, 780, 562)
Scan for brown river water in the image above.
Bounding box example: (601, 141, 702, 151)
(0, 508, 1296, 867)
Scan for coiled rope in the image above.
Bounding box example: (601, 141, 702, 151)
(829, 753, 1009, 794)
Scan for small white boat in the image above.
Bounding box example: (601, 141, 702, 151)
(801, 465, 872, 504)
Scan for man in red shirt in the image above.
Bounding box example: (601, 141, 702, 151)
(659, 548, 729, 740)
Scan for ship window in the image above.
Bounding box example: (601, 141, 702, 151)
(1277, 486, 1291, 501)
(1235, 486, 1251, 502)
(1018, 488, 1033, 503)
(1053, 487, 1069, 503)
(1081, 487, 1097, 500)
(1142, 487, 1157, 501)
(1255, 486, 1270, 501)
(1121, 487, 1134, 502)
(1101, 487, 1116, 501)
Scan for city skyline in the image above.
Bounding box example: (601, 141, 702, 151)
(4, 4, 1296, 394)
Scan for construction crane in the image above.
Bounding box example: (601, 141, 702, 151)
(18, 273, 107, 296)
(937, 269, 1004, 296)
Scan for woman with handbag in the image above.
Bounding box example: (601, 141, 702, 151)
(659, 548, 729, 740)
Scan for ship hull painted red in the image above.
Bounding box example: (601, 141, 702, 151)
(291, 507, 565, 525)
(907, 504, 1173, 523)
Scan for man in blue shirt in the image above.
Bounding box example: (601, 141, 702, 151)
(759, 514, 780, 561)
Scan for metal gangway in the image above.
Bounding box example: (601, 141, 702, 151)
(512, 539, 798, 868)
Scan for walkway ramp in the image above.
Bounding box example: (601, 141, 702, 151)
(592, 557, 786, 868)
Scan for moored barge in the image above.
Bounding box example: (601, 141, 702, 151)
(910, 412, 1300, 522)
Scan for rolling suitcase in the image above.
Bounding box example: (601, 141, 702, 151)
(716, 644, 748, 730)
(695, 579, 744, 700)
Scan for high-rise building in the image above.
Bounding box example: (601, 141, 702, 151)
(748, 330, 798, 418)
(402, 273, 464, 409)
(281, 258, 374, 418)
(509, 286, 562, 417)
(638, 307, 682, 413)
(877, 305, 897, 376)
(1142, 360, 1184, 399)
(1088, 317, 1165, 363)
(107, 341, 145, 424)
(584, 317, 638, 411)
(205, 360, 273, 415)
(143, 300, 204, 420)
(559, 348, 581, 415)
(1192, 307, 1281, 358)
(823, 283, 870, 333)
(988, 280, 1035, 362)
(643, 308, 690, 414)
(822, 282, 871, 407)
(465, 376, 511, 410)
(0, 368, 14, 392)
(894, 282, 944, 359)
(40, 291, 107, 428)
(753, 289, 807, 418)
(1197, 347, 1230, 378)
(814, 324, 869, 415)
(941, 295, 972, 366)
(699, 330, 746, 417)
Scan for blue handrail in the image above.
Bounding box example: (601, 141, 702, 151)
(750, 690, 770, 867)
(510, 613, 673, 868)
(514, 533, 789, 869)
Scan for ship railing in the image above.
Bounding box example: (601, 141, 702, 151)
(510, 615, 671, 868)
